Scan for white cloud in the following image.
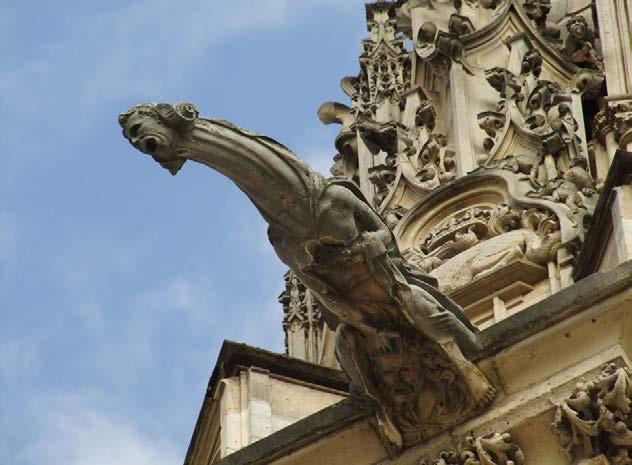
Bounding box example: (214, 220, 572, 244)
(1, 0, 359, 113)
(136, 275, 217, 326)
(19, 396, 179, 465)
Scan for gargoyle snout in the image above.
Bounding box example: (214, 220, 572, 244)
(141, 136, 159, 154)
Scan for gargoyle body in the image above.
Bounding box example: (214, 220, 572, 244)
(119, 102, 497, 449)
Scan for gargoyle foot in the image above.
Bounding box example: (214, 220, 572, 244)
(440, 339, 497, 408)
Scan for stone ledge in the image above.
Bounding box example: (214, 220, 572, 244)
(479, 259, 632, 358)
(215, 398, 370, 465)
(207, 341, 349, 399)
(184, 341, 349, 465)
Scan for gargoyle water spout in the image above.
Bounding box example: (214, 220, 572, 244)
(119, 102, 497, 450)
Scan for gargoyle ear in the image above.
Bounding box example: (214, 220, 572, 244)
(176, 103, 199, 121)
(157, 158, 186, 176)
(154, 103, 199, 130)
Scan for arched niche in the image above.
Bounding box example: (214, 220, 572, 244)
(394, 171, 581, 329)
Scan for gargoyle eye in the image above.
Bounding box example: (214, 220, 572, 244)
(129, 124, 141, 138)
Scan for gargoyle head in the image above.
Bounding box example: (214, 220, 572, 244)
(567, 15, 588, 40)
(415, 101, 437, 131)
(119, 102, 199, 175)
(523, 0, 551, 21)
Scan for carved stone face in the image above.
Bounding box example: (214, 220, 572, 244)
(120, 106, 178, 160)
(374, 351, 424, 406)
(119, 103, 198, 174)
(567, 15, 588, 40)
(523, 0, 550, 20)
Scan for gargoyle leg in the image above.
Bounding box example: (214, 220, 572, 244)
(334, 323, 403, 449)
(400, 286, 497, 407)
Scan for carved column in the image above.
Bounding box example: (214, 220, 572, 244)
(595, 0, 632, 96)
(611, 185, 632, 263)
(357, 132, 377, 204)
(450, 63, 476, 176)
(593, 110, 618, 163)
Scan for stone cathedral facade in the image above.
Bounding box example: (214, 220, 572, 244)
(118, 1, 632, 464)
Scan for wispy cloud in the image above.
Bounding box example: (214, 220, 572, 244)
(19, 394, 179, 465)
(135, 275, 217, 327)
(1, 0, 358, 113)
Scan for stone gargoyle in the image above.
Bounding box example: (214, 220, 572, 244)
(118, 102, 497, 450)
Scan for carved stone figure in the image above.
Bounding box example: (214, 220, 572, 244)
(318, 101, 358, 161)
(430, 228, 560, 292)
(119, 102, 497, 450)
(563, 15, 603, 71)
(523, 0, 561, 42)
(420, 433, 525, 465)
(369, 161, 398, 206)
(554, 363, 632, 464)
(489, 153, 541, 187)
(406, 205, 561, 291)
(528, 158, 596, 214)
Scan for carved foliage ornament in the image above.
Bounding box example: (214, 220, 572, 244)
(279, 271, 323, 360)
(357, 2, 411, 115)
(420, 433, 525, 465)
(554, 363, 632, 464)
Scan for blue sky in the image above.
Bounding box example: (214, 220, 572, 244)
(0, 2, 366, 463)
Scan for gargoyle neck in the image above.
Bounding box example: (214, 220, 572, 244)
(179, 119, 322, 237)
